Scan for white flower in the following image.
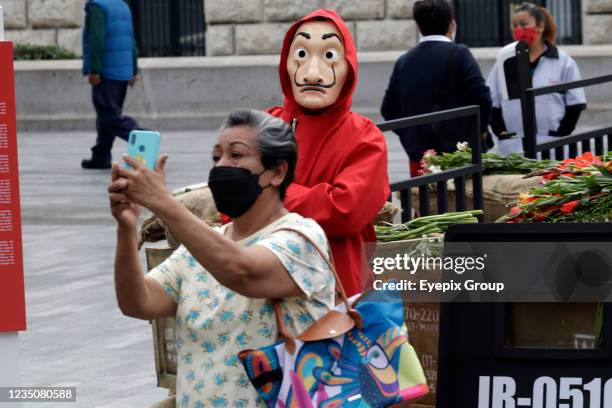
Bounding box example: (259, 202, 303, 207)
(428, 165, 442, 173)
(456, 141, 469, 152)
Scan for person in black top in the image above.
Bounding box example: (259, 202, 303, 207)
(381, 0, 492, 176)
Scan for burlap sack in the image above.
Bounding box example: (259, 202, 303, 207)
(408, 174, 542, 223)
(374, 201, 401, 225)
(138, 184, 222, 250)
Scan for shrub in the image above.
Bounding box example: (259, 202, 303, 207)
(13, 44, 79, 60)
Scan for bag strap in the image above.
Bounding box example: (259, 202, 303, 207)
(270, 226, 362, 353)
(275, 226, 354, 311)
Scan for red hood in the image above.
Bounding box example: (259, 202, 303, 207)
(278, 9, 357, 115)
(269, 10, 389, 297)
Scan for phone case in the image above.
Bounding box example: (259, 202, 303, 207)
(126, 130, 161, 170)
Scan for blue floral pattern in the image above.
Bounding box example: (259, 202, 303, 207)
(148, 213, 334, 407)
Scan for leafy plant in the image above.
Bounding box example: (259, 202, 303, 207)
(496, 160, 612, 223)
(420, 146, 556, 176)
(13, 44, 79, 61)
(375, 210, 482, 242)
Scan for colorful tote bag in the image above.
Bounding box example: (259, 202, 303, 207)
(238, 227, 429, 408)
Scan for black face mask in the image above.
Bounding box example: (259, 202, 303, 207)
(208, 166, 266, 218)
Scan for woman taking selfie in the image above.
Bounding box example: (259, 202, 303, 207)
(487, 2, 586, 156)
(107, 110, 335, 407)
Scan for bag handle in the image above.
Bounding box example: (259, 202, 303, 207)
(270, 226, 362, 353)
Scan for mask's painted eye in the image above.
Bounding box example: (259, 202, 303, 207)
(324, 48, 339, 62)
(294, 48, 308, 60)
(366, 344, 389, 370)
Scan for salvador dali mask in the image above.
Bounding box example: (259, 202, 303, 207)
(286, 20, 349, 111)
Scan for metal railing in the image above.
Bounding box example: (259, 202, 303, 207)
(376, 106, 484, 223)
(516, 42, 612, 159)
(129, 0, 206, 57)
(454, 0, 582, 47)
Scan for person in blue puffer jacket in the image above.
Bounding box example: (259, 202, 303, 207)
(81, 0, 142, 169)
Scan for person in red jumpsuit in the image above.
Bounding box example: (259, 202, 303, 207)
(268, 9, 390, 296)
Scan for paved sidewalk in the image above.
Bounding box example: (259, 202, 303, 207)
(16, 129, 410, 407)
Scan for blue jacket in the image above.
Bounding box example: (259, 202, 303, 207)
(82, 0, 135, 81)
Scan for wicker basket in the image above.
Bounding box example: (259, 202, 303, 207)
(145, 242, 178, 391)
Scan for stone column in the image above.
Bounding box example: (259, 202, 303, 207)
(585, 0, 612, 44)
(1, 0, 85, 51)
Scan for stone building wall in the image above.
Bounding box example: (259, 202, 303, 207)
(1, 0, 83, 55)
(584, 0, 612, 44)
(204, 0, 418, 55)
(0, 0, 610, 57)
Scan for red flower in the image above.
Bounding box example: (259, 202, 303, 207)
(533, 205, 560, 221)
(510, 206, 521, 215)
(543, 172, 558, 181)
(560, 200, 580, 214)
(559, 152, 603, 170)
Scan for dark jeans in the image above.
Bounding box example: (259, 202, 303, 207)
(90, 78, 141, 162)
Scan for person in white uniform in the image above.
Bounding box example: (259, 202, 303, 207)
(487, 2, 586, 156)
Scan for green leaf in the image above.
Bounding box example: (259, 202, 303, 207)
(596, 165, 612, 178)
(13, 44, 78, 60)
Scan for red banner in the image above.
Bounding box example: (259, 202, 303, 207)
(0, 41, 26, 332)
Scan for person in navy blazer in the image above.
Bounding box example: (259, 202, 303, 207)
(381, 0, 492, 176)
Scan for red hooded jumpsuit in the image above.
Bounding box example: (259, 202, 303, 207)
(268, 9, 390, 296)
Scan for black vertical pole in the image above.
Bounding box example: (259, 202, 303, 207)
(516, 41, 538, 159)
(499, 0, 506, 46)
(202, 0, 207, 55)
(128, 0, 143, 57)
(169, 0, 181, 56)
(470, 110, 483, 221)
(575, 0, 583, 44)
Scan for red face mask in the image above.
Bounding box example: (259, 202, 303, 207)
(513, 26, 539, 45)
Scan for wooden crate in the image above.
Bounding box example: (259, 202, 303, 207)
(374, 237, 442, 408)
(145, 242, 177, 391)
(407, 174, 541, 222)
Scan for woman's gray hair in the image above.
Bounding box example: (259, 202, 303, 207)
(220, 109, 297, 199)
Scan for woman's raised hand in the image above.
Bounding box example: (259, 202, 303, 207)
(110, 154, 170, 213)
(108, 163, 141, 228)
